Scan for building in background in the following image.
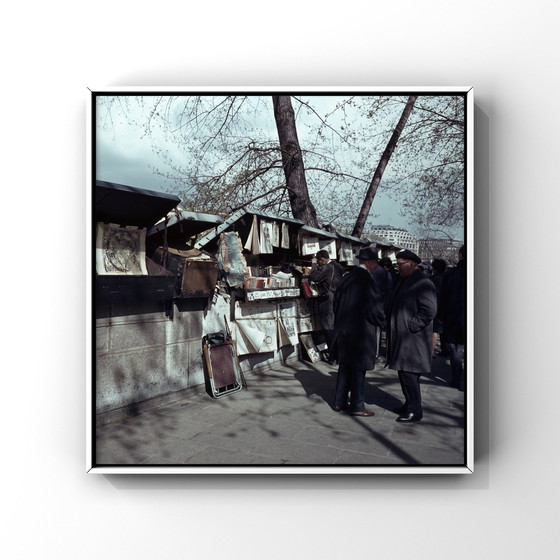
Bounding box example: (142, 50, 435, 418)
(369, 225, 419, 253)
(417, 238, 464, 264)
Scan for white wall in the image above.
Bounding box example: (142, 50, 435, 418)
(4, 2, 557, 559)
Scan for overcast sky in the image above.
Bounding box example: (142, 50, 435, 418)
(95, 94, 462, 240)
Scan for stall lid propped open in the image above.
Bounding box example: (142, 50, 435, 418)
(96, 180, 181, 227)
(148, 209, 224, 241)
(95, 180, 180, 304)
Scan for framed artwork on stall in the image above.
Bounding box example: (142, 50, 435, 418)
(87, 87, 474, 475)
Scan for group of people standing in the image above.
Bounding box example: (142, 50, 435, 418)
(309, 245, 466, 423)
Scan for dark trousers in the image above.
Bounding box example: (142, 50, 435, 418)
(335, 363, 366, 412)
(449, 343, 465, 390)
(324, 328, 334, 353)
(398, 370, 422, 415)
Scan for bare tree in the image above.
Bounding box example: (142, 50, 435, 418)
(272, 96, 319, 227)
(373, 95, 466, 232)
(96, 94, 465, 238)
(352, 96, 417, 237)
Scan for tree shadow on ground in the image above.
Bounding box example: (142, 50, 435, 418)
(291, 362, 404, 412)
(293, 364, 338, 408)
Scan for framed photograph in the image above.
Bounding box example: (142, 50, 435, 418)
(87, 87, 473, 474)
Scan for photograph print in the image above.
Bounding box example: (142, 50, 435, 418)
(89, 88, 473, 474)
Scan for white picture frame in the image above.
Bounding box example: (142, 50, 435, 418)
(88, 86, 474, 475)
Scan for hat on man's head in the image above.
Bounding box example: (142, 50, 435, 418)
(357, 247, 379, 261)
(396, 250, 422, 264)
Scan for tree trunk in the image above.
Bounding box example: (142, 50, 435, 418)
(352, 96, 417, 238)
(272, 96, 319, 227)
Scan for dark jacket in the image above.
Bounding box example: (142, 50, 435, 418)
(309, 260, 344, 296)
(430, 272, 445, 334)
(309, 260, 344, 330)
(372, 264, 393, 314)
(331, 266, 385, 371)
(437, 260, 466, 344)
(387, 269, 437, 373)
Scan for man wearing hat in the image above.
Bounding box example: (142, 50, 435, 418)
(309, 249, 344, 359)
(386, 250, 437, 422)
(330, 247, 385, 416)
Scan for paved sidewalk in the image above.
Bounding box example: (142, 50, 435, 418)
(95, 354, 465, 468)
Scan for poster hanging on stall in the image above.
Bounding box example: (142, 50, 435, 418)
(218, 231, 250, 288)
(301, 235, 320, 256)
(244, 215, 261, 254)
(319, 239, 337, 260)
(233, 319, 277, 355)
(96, 223, 148, 275)
(278, 302, 299, 346)
(281, 223, 290, 249)
(271, 222, 281, 247)
(234, 320, 267, 354)
(259, 220, 274, 253)
(338, 242, 354, 263)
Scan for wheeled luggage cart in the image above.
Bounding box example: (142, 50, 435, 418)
(202, 332, 244, 398)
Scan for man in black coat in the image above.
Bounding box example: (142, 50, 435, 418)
(437, 245, 466, 390)
(331, 247, 386, 417)
(387, 250, 437, 423)
(372, 259, 393, 360)
(309, 249, 344, 357)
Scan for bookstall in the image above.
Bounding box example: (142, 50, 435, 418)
(147, 208, 224, 300)
(194, 208, 373, 366)
(95, 180, 180, 305)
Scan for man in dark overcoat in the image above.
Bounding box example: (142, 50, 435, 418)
(387, 250, 437, 422)
(309, 249, 344, 357)
(331, 247, 385, 416)
(438, 245, 466, 390)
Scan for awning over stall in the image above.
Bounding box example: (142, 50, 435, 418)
(148, 208, 223, 243)
(194, 207, 304, 254)
(336, 231, 370, 246)
(95, 180, 181, 304)
(96, 180, 180, 227)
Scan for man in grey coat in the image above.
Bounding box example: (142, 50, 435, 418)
(331, 247, 386, 416)
(387, 250, 437, 422)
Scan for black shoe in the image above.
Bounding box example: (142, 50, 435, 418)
(396, 412, 423, 423)
(392, 404, 408, 415)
